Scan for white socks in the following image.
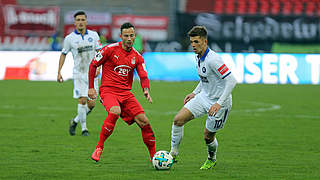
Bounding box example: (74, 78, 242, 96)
(170, 124, 218, 160)
(86, 105, 93, 115)
(74, 104, 92, 121)
(207, 138, 218, 160)
(170, 124, 184, 156)
(74, 104, 87, 131)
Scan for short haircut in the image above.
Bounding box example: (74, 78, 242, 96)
(120, 22, 135, 33)
(188, 26, 208, 39)
(74, 11, 87, 18)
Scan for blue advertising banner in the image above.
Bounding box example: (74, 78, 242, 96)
(143, 52, 320, 84)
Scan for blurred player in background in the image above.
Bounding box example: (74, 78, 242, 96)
(170, 26, 237, 169)
(88, 22, 156, 163)
(57, 11, 102, 136)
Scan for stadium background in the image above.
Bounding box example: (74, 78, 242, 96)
(2, 0, 320, 53)
(1, 0, 320, 179)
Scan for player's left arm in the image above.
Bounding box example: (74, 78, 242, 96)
(209, 56, 237, 116)
(136, 56, 152, 103)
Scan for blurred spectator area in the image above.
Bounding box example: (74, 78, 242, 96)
(182, 0, 320, 16)
(15, 0, 174, 39)
(0, 0, 17, 35)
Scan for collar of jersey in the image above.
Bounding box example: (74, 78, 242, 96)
(74, 29, 88, 35)
(119, 41, 133, 53)
(199, 47, 209, 61)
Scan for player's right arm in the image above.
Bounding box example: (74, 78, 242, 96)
(57, 36, 70, 83)
(88, 46, 110, 99)
(57, 54, 66, 82)
(184, 82, 201, 104)
(184, 93, 195, 105)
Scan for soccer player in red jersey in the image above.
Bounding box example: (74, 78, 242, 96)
(88, 22, 156, 162)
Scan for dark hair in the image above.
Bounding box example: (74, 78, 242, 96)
(188, 26, 208, 39)
(74, 11, 87, 18)
(120, 22, 135, 33)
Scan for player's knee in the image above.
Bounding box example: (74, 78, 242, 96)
(173, 115, 185, 126)
(88, 105, 94, 111)
(204, 131, 215, 144)
(204, 136, 214, 144)
(136, 114, 149, 127)
(87, 101, 96, 110)
(139, 121, 149, 127)
(109, 106, 121, 115)
(78, 97, 87, 105)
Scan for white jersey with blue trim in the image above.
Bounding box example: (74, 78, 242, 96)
(192, 47, 237, 106)
(62, 29, 102, 78)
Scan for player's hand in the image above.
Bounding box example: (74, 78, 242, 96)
(57, 73, 63, 83)
(88, 88, 97, 100)
(184, 93, 195, 104)
(209, 103, 221, 116)
(143, 88, 152, 104)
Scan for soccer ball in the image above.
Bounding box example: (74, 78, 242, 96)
(152, 150, 173, 170)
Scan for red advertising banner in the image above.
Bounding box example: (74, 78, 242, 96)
(2, 5, 59, 36)
(112, 15, 169, 41)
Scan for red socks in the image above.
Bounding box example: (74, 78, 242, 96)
(96, 113, 156, 160)
(96, 113, 119, 149)
(141, 124, 156, 160)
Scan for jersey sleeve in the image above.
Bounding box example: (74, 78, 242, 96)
(209, 54, 237, 106)
(89, 46, 111, 88)
(91, 46, 110, 66)
(94, 31, 102, 50)
(210, 55, 232, 80)
(61, 36, 71, 55)
(136, 55, 150, 89)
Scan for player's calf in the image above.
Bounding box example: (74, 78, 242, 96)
(140, 123, 156, 160)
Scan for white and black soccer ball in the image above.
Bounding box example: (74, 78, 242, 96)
(152, 150, 173, 170)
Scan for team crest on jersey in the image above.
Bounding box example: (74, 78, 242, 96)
(131, 57, 136, 64)
(95, 51, 103, 61)
(88, 37, 93, 42)
(202, 67, 206, 73)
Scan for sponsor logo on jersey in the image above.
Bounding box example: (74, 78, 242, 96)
(114, 65, 132, 76)
(114, 55, 119, 60)
(88, 37, 93, 42)
(218, 64, 229, 76)
(199, 75, 209, 83)
(202, 67, 206, 73)
(77, 45, 93, 53)
(95, 51, 103, 61)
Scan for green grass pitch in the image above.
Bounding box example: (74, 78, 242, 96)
(1, 80, 319, 179)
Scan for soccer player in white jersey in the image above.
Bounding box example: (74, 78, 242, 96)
(170, 26, 237, 169)
(57, 11, 102, 136)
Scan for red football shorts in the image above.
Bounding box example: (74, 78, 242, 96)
(100, 90, 145, 125)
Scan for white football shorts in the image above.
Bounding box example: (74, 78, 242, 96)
(73, 75, 99, 100)
(184, 92, 232, 132)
